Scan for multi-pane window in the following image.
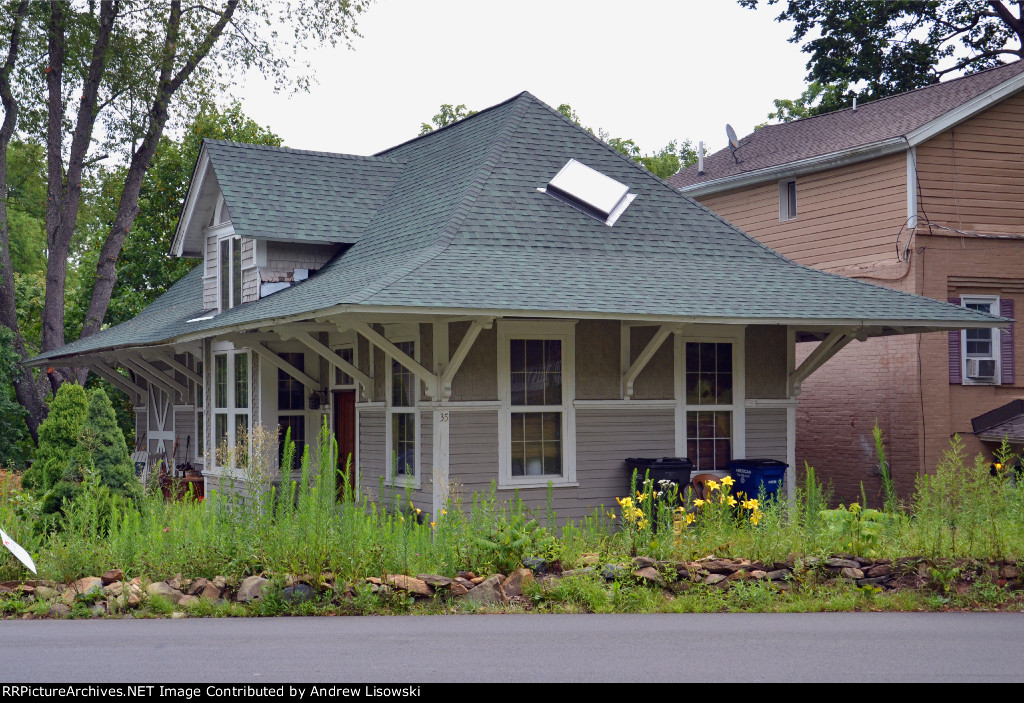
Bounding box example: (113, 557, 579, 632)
(499, 322, 575, 487)
(685, 342, 733, 471)
(388, 340, 417, 481)
(960, 297, 1001, 384)
(218, 236, 242, 311)
(195, 360, 204, 459)
(213, 350, 248, 469)
(278, 352, 306, 472)
(333, 347, 355, 386)
(510, 339, 563, 477)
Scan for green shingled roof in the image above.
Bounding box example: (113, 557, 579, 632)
(204, 141, 403, 245)
(30, 92, 1003, 364)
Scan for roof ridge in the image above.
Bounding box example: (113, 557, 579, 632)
(203, 138, 402, 163)
(761, 60, 1024, 132)
(349, 95, 533, 304)
(372, 92, 533, 158)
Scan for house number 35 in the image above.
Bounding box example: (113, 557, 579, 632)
(439, 412, 449, 422)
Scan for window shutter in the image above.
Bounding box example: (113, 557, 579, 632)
(948, 297, 962, 384)
(1001, 298, 1014, 385)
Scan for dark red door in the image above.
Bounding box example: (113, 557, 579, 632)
(334, 390, 356, 500)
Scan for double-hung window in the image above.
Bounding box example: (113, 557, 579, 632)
(960, 296, 1001, 384)
(498, 321, 576, 488)
(684, 341, 735, 471)
(213, 349, 249, 469)
(779, 179, 797, 221)
(218, 235, 242, 311)
(386, 337, 418, 485)
(278, 352, 307, 472)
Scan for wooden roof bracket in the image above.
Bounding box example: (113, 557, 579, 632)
(788, 328, 860, 396)
(440, 318, 493, 401)
(244, 341, 322, 391)
(282, 329, 374, 402)
(89, 363, 145, 403)
(622, 324, 680, 399)
(121, 358, 189, 401)
(145, 350, 202, 386)
(351, 320, 439, 399)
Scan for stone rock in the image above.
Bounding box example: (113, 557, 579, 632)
(773, 561, 795, 571)
(453, 577, 475, 591)
(416, 574, 452, 588)
(68, 576, 104, 596)
(579, 553, 600, 567)
(281, 583, 315, 603)
(704, 559, 738, 575)
(1000, 564, 1019, 580)
(561, 567, 595, 578)
(89, 602, 106, 616)
(186, 577, 208, 596)
(857, 577, 891, 587)
(501, 568, 534, 598)
(866, 564, 892, 578)
(448, 582, 469, 596)
(825, 558, 860, 569)
(600, 564, 628, 581)
(457, 571, 477, 580)
(365, 577, 382, 586)
(212, 575, 226, 590)
(633, 556, 655, 569)
(633, 567, 665, 587)
(750, 570, 768, 580)
(0, 585, 11, 594)
(386, 575, 432, 598)
(236, 575, 271, 603)
(178, 595, 200, 607)
(703, 574, 727, 586)
(840, 567, 865, 580)
(170, 611, 186, 619)
(127, 592, 142, 608)
(766, 570, 791, 582)
(854, 556, 873, 566)
(48, 603, 71, 617)
(728, 570, 751, 581)
(101, 568, 123, 585)
(465, 574, 506, 606)
(166, 573, 183, 591)
(521, 557, 547, 574)
(103, 581, 123, 597)
(35, 585, 57, 600)
(146, 581, 184, 604)
(470, 576, 486, 585)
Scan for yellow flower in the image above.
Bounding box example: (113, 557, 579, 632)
(750, 511, 762, 526)
(430, 521, 437, 528)
(706, 480, 719, 492)
(727, 496, 737, 507)
(416, 508, 422, 514)
(399, 515, 405, 523)
(442, 509, 447, 516)
(685, 513, 696, 525)
(745, 498, 759, 510)
(721, 475, 735, 487)
(694, 499, 705, 507)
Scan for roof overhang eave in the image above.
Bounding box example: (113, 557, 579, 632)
(677, 138, 908, 198)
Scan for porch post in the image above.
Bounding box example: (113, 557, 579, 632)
(432, 320, 450, 520)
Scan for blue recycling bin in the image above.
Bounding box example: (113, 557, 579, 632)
(727, 458, 788, 502)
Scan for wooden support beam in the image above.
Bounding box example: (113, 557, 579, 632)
(122, 358, 189, 400)
(440, 318, 492, 400)
(90, 364, 145, 401)
(622, 325, 676, 398)
(351, 321, 439, 398)
(247, 342, 321, 391)
(146, 350, 202, 386)
(788, 329, 856, 395)
(284, 331, 373, 399)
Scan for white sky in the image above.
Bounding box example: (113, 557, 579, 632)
(235, 0, 809, 157)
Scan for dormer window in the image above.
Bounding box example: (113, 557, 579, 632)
(545, 159, 636, 225)
(219, 235, 241, 311)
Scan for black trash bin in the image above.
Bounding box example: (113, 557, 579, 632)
(624, 457, 694, 506)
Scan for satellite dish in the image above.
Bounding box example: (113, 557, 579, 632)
(726, 124, 739, 149)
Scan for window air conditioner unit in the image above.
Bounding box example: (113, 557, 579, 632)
(966, 358, 997, 380)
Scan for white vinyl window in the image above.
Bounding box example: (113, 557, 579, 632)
(961, 296, 1000, 384)
(212, 349, 250, 469)
(779, 179, 797, 221)
(385, 331, 419, 487)
(498, 320, 576, 488)
(684, 341, 737, 471)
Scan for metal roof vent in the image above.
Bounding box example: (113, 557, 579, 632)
(544, 159, 636, 225)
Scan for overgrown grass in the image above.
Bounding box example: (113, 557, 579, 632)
(2, 425, 1023, 589)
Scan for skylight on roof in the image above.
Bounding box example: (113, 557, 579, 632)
(545, 159, 636, 225)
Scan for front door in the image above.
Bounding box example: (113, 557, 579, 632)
(334, 390, 356, 500)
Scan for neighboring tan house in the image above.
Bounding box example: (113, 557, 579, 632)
(670, 62, 1024, 502)
(29, 92, 996, 519)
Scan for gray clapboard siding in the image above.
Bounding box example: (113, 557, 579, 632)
(203, 232, 217, 310)
(745, 408, 787, 462)
(357, 409, 386, 502)
(242, 268, 259, 303)
(174, 406, 196, 464)
(447, 407, 675, 524)
(260, 242, 340, 280)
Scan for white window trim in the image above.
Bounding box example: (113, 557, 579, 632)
(497, 320, 577, 489)
(779, 178, 797, 221)
(216, 232, 242, 313)
(385, 329, 421, 488)
(210, 346, 251, 472)
(674, 330, 746, 471)
(329, 340, 359, 390)
(961, 295, 1001, 386)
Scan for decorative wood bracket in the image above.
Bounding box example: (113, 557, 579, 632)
(439, 318, 492, 400)
(122, 358, 189, 401)
(245, 342, 321, 391)
(788, 328, 858, 396)
(283, 330, 374, 401)
(351, 321, 439, 398)
(89, 363, 145, 402)
(622, 325, 677, 399)
(146, 350, 202, 386)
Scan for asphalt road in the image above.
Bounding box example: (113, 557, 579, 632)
(2, 613, 1022, 683)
